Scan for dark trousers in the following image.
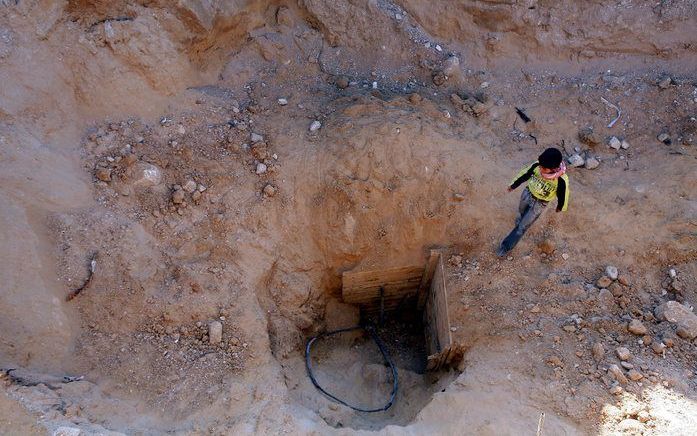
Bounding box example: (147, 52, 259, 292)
(498, 188, 547, 255)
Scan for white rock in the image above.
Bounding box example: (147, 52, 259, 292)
(183, 180, 197, 193)
(129, 163, 162, 186)
(621, 140, 630, 149)
(655, 301, 697, 339)
(277, 98, 288, 106)
(608, 136, 622, 150)
(53, 427, 81, 436)
(585, 156, 600, 169)
(372, 81, 378, 89)
(480, 81, 490, 89)
(395, 13, 403, 20)
(209, 321, 223, 345)
(568, 154, 585, 167)
(435, 44, 442, 52)
(561, 253, 570, 260)
(605, 265, 619, 280)
(256, 163, 268, 175)
(197, 184, 206, 192)
(251, 133, 264, 143)
(669, 268, 677, 279)
(309, 120, 322, 132)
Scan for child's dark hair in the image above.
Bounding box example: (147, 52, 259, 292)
(538, 147, 563, 169)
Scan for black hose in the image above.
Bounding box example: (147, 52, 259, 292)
(305, 325, 398, 413)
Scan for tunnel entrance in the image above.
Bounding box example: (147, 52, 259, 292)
(285, 250, 464, 430)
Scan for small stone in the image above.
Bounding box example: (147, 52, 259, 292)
(251, 133, 264, 143)
(432, 72, 447, 86)
(408, 93, 422, 104)
(668, 268, 677, 279)
(651, 342, 666, 354)
(598, 288, 616, 309)
(641, 335, 652, 346)
(592, 342, 605, 361)
(584, 156, 600, 169)
(192, 191, 202, 201)
(621, 140, 630, 150)
(335, 76, 350, 89)
(208, 321, 223, 345)
(664, 338, 674, 347)
(605, 265, 619, 280)
(561, 253, 570, 260)
(628, 319, 648, 336)
(658, 76, 672, 89)
(568, 153, 585, 167)
(608, 364, 628, 384)
(615, 347, 632, 361)
(563, 325, 577, 333)
(172, 189, 185, 204)
(655, 301, 697, 339)
(256, 163, 268, 175)
(452, 193, 465, 202)
(597, 276, 613, 288)
(608, 137, 622, 150)
(277, 98, 288, 106)
(657, 132, 670, 144)
(608, 283, 623, 297)
(539, 240, 555, 255)
(579, 126, 601, 146)
(197, 184, 206, 192)
(262, 184, 276, 197)
(609, 385, 623, 395)
(309, 121, 322, 132)
(53, 427, 82, 436)
(547, 356, 563, 367)
(637, 411, 650, 423)
(480, 81, 490, 89)
(95, 168, 112, 182)
(627, 369, 643, 381)
(183, 180, 197, 193)
(618, 275, 630, 286)
(620, 361, 634, 370)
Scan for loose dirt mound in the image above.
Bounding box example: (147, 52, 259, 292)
(1, 0, 696, 434)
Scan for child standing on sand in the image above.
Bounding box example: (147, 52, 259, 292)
(497, 147, 569, 256)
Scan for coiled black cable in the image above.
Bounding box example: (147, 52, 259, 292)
(305, 325, 398, 412)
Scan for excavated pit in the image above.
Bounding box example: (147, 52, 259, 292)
(281, 299, 458, 430)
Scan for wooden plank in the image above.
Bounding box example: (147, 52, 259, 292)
(424, 254, 453, 356)
(342, 265, 423, 304)
(417, 250, 440, 311)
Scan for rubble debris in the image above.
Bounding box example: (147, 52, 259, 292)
(585, 156, 600, 169)
(657, 132, 671, 145)
(627, 319, 648, 336)
(172, 188, 185, 204)
(208, 321, 223, 345)
(309, 120, 322, 132)
(568, 153, 585, 167)
(605, 265, 619, 280)
(263, 184, 277, 197)
(579, 126, 601, 146)
(655, 302, 697, 339)
(95, 168, 112, 182)
(608, 137, 622, 150)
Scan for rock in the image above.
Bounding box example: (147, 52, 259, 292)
(309, 120, 322, 132)
(637, 411, 650, 423)
(172, 189, 185, 204)
(597, 276, 613, 288)
(657, 132, 671, 144)
(627, 369, 643, 381)
(608, 364, 628, 384)
(256, 163, 268, 175)
(432, 72, 447, 86)
(608, 137, 622, 150)
(609, 385, 623, 395)
(452, 193, 465, 202)
(408, 93, 422, 104)
(617, 419, 644, 433)
(539, 240, 555, 255)
(655, 301, 697, 339)
(641, 335, 652, 345)
(658, 76, 672, 89)
(443, 56, 460, 76)
(561, 253, 570, 260)
(568, 153, 585, 167)
(605, 265, 619, 280)
(651, 341, 666, 354)
(676, 326, 693, 339)
(128, 163, 162, 186)
(592, 342, 605, 361)
(208, 321, 223, 345)
(664, 337, 675, 347)
(262, 184, 276, 197)
(192, 191, 202, 201)
(585, 156, 600, 169)
(251, 133, 264, 143)
(598, 288, 616, 309)
(53, 427, 82, 436)
(335, 76, 350, 89)
(546, 356, 563, 367)
(627, 319, 648, 336)
(277, 98, 288, 106)
(621, 140, 630, 150)
(620, 361, 634, 370)
(618, 275, 630, 286)
(95, 168, 112, 182)
(615, 347, 632, 361)
(183, 180, 197, 193)
(579, 126, 601, 146)
(608, 283, 623, 297)
(121, 153, 137, 166)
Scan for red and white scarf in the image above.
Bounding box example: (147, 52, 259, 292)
(540, 161, 566, 180)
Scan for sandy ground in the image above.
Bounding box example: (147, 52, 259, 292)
(1, 0, 696, 435)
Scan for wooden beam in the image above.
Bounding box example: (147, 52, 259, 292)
(417, 250, 440, 311)
(342, 265, 423, 304)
